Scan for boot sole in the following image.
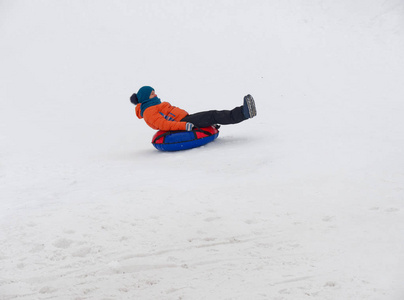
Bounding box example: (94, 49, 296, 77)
(244, 95, 257, 118)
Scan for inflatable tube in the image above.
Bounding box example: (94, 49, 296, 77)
(152, 126, 219, 151)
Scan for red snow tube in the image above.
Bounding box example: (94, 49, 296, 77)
(152, 126, 219, 151)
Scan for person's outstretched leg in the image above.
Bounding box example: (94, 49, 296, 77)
(181, 106, 246, 128)
(181, 95, 257, 128)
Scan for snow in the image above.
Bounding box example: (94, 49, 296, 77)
(1, 0, 404, 299)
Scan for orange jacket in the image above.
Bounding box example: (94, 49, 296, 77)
(135, 102, 189, 131)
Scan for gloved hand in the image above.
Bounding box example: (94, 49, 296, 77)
(186, 122, 194, 131)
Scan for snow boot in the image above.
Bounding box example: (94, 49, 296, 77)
(243, 94, 257, 119)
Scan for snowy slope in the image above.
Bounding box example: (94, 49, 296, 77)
(1, 0, 404, 299)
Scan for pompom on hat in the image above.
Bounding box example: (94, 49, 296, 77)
(130, 93, 138, 105)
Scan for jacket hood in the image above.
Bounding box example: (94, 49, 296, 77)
(135, 104, 143, 119)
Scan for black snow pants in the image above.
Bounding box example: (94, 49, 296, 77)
(181, 106, 246, 128)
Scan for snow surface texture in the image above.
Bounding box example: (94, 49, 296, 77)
(1, 0, 404, 299)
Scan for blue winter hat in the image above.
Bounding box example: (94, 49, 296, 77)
(137, 86, 154, 103)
